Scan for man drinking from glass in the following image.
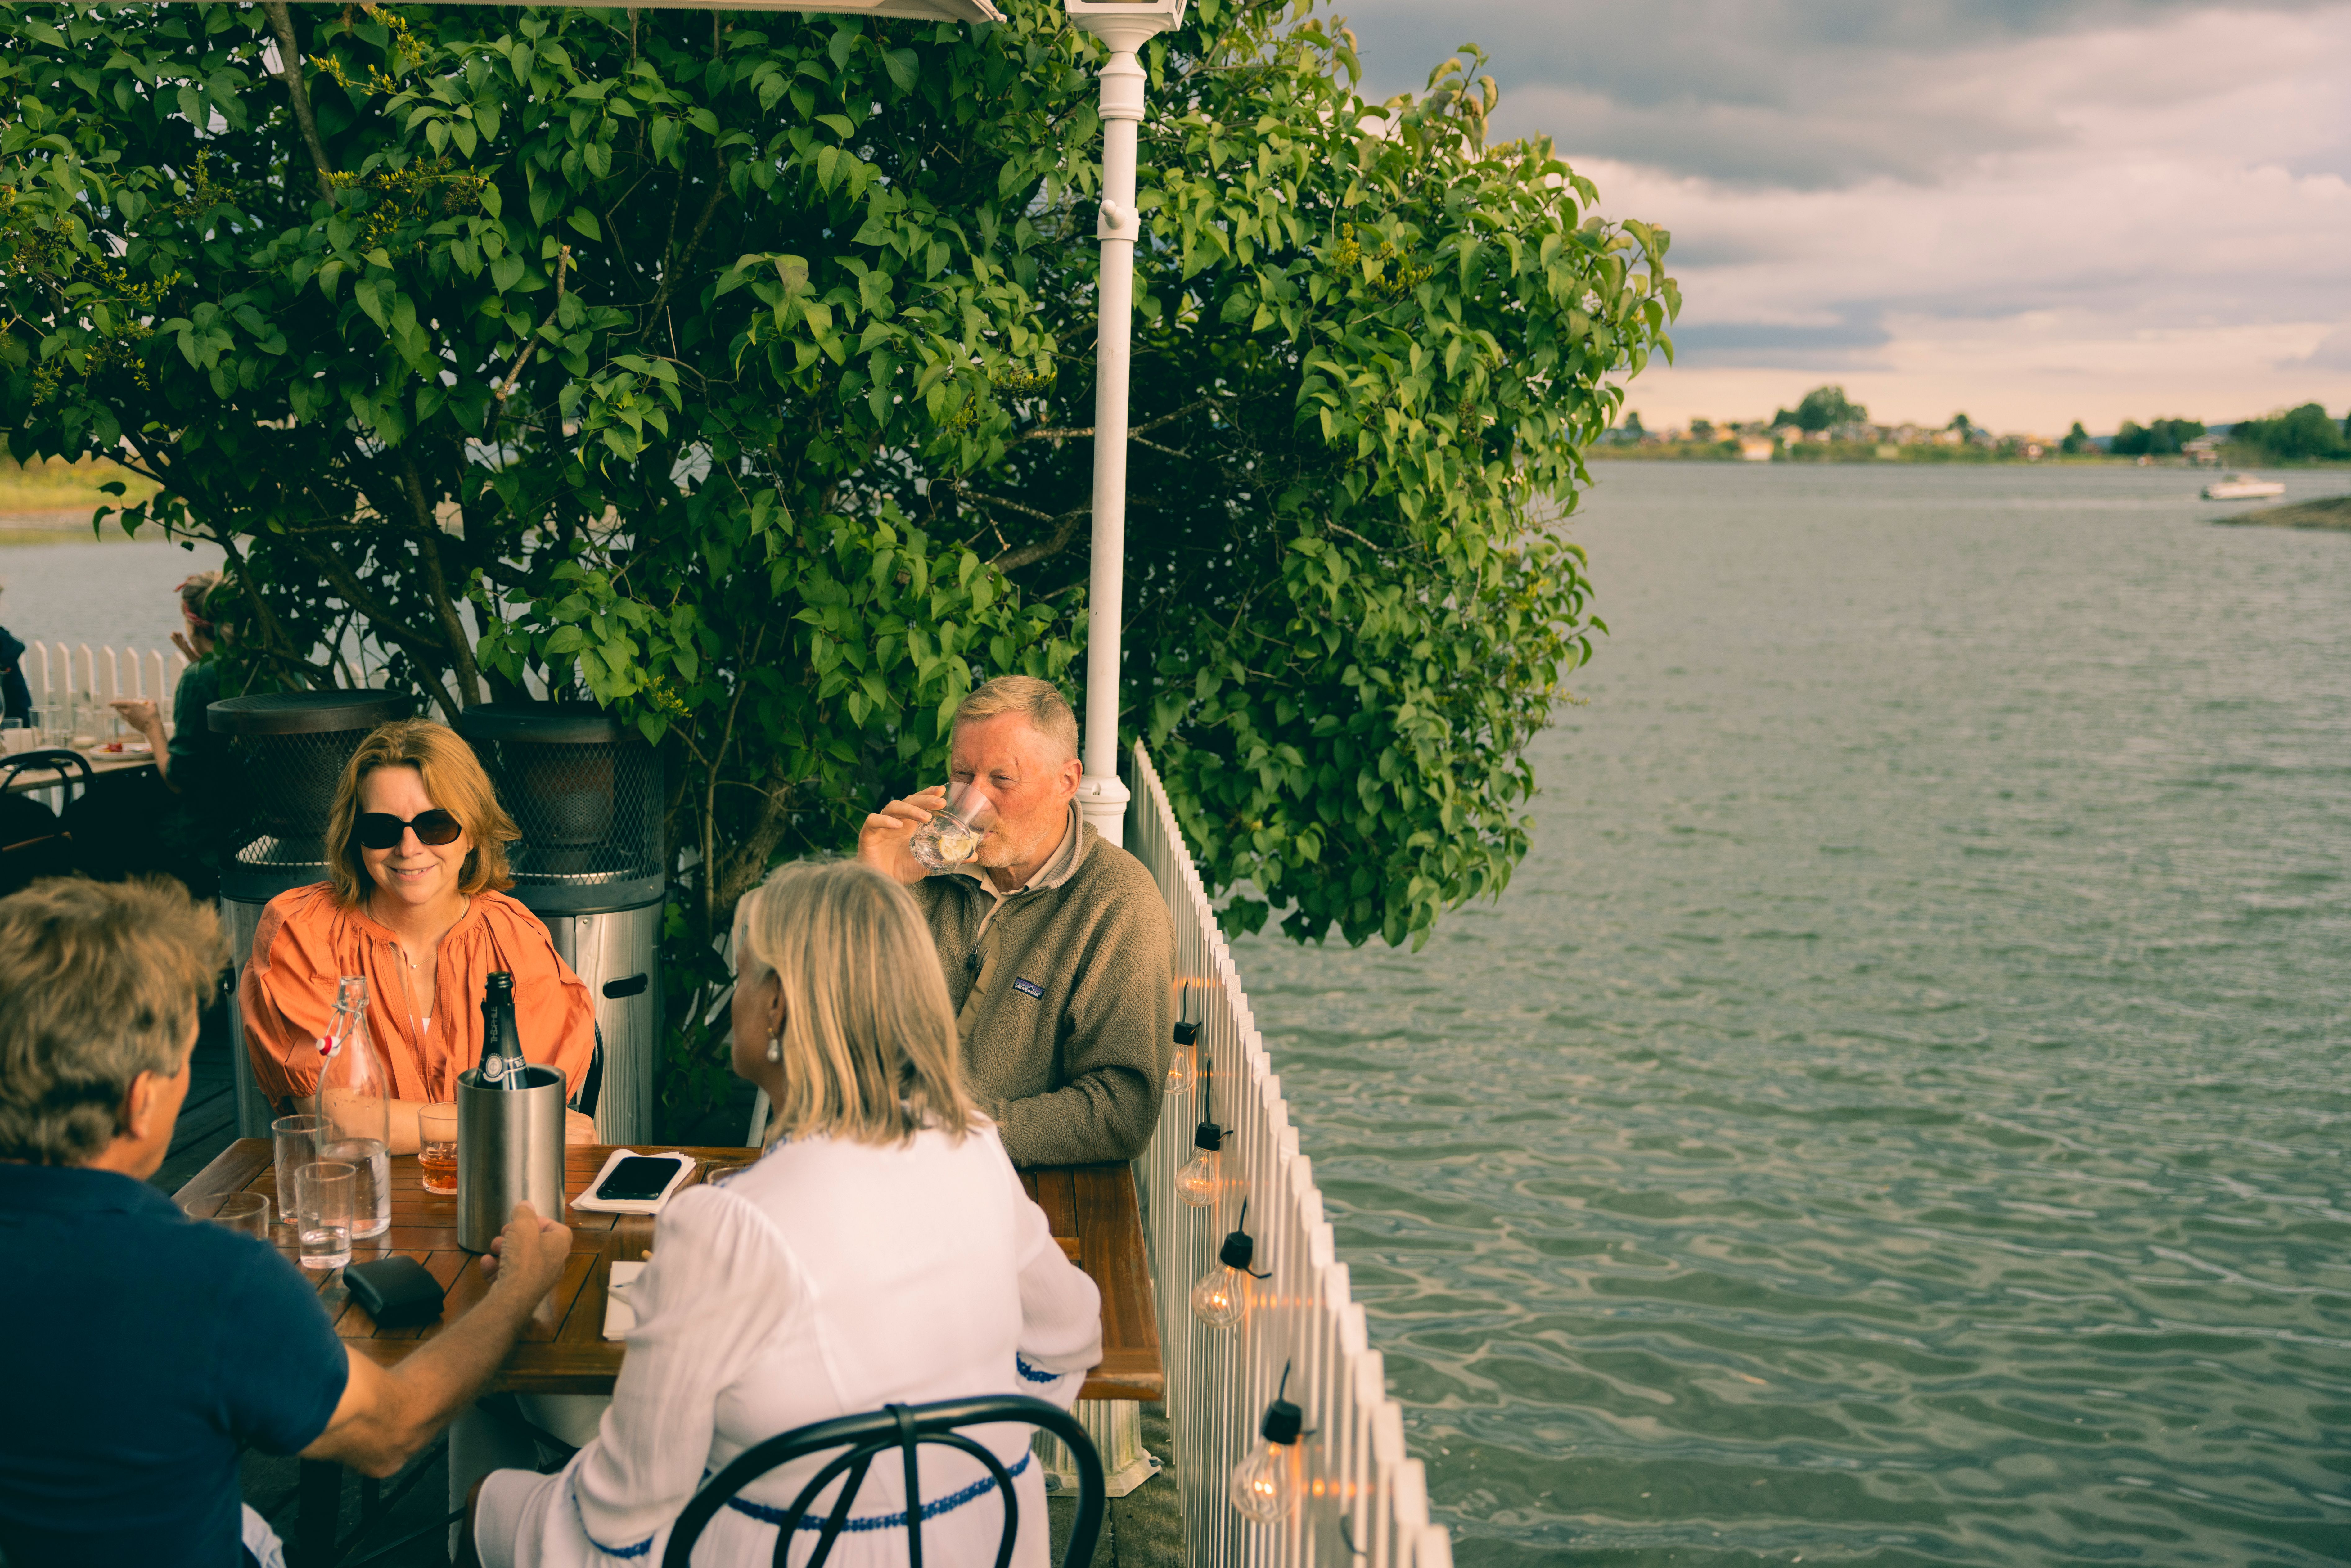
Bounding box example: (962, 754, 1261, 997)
(0, 876, 574, 1568)
(858, 676, 1175, 1166)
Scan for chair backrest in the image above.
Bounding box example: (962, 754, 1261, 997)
(661, 1395, 1104, 1568)
(0, 750, 91, 896)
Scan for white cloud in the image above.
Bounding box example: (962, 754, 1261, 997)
(1334, 1, 2351, 431)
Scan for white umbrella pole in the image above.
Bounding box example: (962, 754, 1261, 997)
(1070, 4, 1179, 848)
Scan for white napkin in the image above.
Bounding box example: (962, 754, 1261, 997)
(568, 1149, 695, 1216)
(603, 1259, 647, 1340)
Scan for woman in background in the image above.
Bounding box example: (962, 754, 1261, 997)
(106, 571, 244, 893)
(240, 719, 596, 1150)
(468, 858, 1101, 1568)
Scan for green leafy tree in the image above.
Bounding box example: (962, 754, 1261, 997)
(1772, 384, 1864, 433)
(2, 0, 1675, 1109)
(2226, 403, 2345, 462)
(2060, 420, 2092, 455)
(2111, 416, 2204, 457)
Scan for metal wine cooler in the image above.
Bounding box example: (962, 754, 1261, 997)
(212, 690, 415, 1138)
(456, 702, 665, 1143)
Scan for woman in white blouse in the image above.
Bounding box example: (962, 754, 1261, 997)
(470, 858, 1103, 1568)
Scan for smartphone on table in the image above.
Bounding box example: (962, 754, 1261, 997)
(594, 1155, 685, 1203)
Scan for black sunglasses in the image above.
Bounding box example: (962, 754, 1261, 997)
(354, 810, 463, 851)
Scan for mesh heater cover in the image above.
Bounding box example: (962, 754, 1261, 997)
(208, 690, 414, 902)
(455, 703, 664, 914)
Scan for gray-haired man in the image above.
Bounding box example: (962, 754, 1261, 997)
(858, 676, 1174, 1166)
(0, 877, 572, 1568)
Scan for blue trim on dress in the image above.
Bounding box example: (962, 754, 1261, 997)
(1015, 1355, 1061, 1385)
(725, 1451, 1033, 1532)
(567, 1475, 656, 1559)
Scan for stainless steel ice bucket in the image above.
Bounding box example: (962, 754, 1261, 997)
(457, 1065, 566, 1252)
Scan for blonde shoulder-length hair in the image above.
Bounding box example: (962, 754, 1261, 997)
(324, 720, 519, 906)
(733, 858, 975, 1147)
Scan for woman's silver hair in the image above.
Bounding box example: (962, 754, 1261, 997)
(732, 858, 974, 1146)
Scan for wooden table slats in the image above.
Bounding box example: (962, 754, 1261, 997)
(178, 1139, 1161, 1402)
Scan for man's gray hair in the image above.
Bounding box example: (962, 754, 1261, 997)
(953, 675, 1079, 763)
(0, 878, 224, 1165)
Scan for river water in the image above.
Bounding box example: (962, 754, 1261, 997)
(1236, 463, 2351, 1566)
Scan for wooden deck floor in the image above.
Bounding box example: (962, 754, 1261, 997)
(153, 983, 245, 1195)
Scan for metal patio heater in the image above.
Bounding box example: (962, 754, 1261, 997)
(455, 702, 664, 1143)
(212, 689, 415, 1138)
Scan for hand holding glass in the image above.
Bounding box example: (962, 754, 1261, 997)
(907, 781, 998, 872)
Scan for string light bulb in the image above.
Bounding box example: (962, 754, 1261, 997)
(1165, 1018, 1200, 1098)
(1231, 1365, 1307, 1523)
(1190, 1201, 1269, 1330)
(1174, 1117, 1222, 1207)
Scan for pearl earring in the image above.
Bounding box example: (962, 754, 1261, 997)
(765, 1030, 782, 1064)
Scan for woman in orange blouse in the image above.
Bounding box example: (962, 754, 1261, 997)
(241, 719, 598, 1151)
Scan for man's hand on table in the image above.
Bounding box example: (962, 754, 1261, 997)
(303, 1201, 573, 1478)
(858, 785, 947, 886)
(480, 1201, 571, 1295)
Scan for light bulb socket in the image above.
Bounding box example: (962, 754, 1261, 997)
(1192, 1120, 1223, 1152)
(1173, 1020, 1200, 1045)
(1260, 1397, 1304, 1445)
(1218, 1228, 1255, 1271)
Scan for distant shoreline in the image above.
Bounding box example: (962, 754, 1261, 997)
(1587, 445, 2351, 468)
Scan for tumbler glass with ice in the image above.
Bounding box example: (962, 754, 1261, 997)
(907, 782, 998, 872)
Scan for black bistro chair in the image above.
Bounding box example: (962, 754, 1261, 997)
(0, 748, 92, 896)
(662, 1395, 1104, 1568)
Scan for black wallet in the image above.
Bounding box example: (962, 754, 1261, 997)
(344, 1255, 446, 1329)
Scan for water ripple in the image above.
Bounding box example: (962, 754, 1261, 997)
(1240, 466, 2351, 1566)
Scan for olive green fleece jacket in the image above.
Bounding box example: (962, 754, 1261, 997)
(910, 804, 1174, 1167)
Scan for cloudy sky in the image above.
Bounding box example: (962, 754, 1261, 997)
(1333, 0, 2351, 435)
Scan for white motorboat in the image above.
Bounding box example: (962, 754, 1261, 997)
(2203, 474, 2285, 501)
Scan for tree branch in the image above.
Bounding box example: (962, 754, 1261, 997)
(282, 533, 462, 719)
(399, 454, 484, 707)
(990, 505, 1089, 572)
(260, 2, 335, 201)
(648, 165, 730, 320)
(494, 246, 569, 403)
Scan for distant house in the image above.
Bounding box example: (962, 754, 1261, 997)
(1739, 436, 1776, 462)
(2181, 435, 2223, 466)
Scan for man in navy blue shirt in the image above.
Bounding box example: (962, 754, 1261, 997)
(0, 877, 575, 1568)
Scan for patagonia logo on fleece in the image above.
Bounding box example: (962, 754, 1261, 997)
(1012, 977, 1045, 1000)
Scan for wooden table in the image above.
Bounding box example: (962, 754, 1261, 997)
(174, 1140, 1163, 1402)
(180, 1140, 1160, 1563)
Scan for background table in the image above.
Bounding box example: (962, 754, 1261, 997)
(1, 746, 156, 794)
(175, 1139, 1163, 1401)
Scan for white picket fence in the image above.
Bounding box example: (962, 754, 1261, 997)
(1128, 740, 1450, 1568)
(23, 640, 186, 726)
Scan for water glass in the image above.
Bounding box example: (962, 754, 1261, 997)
(272, 1113, 324, 1229)
(320, 1136, 391, 1240)
(294, 1161, 356, 1270)
(180, 1191, 271, 1239)
(418, 1102, 459, 1196)
(908, 782, 999, 871)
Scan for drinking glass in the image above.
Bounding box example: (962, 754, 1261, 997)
(272, 1113, 324, 1229)
(320, 1135, 391, 1240)
(294, 1161, 356, 1270)
(180, 1191, 271, 1239)
(418, 1102, 459, 1196)
(907, 782, 999, 872)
